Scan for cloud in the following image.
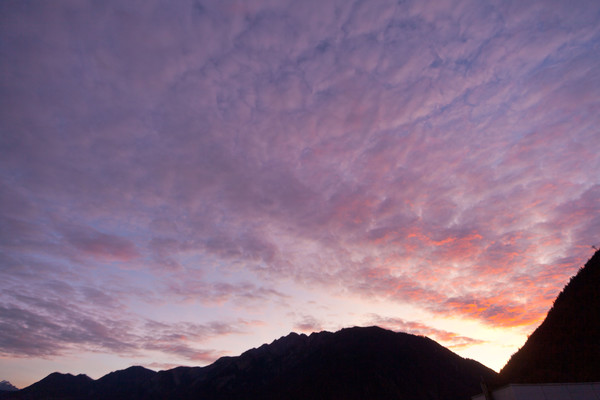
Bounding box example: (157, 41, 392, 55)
(163, 278, 289, 306)
(62, 225, 140, 262)
(1, 0, 599, 382)
(294, 315, 323, 333)
(0, 302, 135, 358)
(0, 305, 67, 357)
(368, 314, 485, 349)
(0, 297, 253, 364)
(140, 320, 247, 362)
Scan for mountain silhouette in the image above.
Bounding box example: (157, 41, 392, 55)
(8, 372, 94, 399)
(0, 326, 497, 400)
(161, 326, 498, 400)
(500, 249, 600, 383)
(0, 381, 18, 392)
(91, 366, 157, 399)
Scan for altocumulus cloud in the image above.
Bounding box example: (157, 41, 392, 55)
(1, 0, 599, 374)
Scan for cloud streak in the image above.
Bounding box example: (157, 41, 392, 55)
(368, 314, 486, 350)
(0, 297, 252, 364)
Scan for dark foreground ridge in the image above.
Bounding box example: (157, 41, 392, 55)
(500, 249, 600, 383)
(0, 326, 497, 400)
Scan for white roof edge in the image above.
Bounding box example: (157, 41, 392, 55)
(504, 382, 600, 386)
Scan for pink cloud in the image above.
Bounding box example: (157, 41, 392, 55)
(63, 226, 140, 262)
(0, 291, 254, 364)
(369, 314, 486, 349)
(294, 315, 323, 333)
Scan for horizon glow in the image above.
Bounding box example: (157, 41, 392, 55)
(1, 0, 599, 389)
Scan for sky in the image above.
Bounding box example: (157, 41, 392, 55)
(1, 0, 599, 389)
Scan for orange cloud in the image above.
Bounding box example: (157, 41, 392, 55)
(369, 314, 486, 349)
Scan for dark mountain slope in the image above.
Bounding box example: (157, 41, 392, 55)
(9, 372, 93, 400)
(0, 381, 18, 392)
(179, 326, 497, 400)
(91, 366, 156, 399)
(500, 249, 600, 383)
(1, 326, 497, 400)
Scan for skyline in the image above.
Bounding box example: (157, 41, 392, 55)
(1, 0, 600, 388)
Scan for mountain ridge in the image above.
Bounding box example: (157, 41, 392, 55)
(0, 381, 18, 392)
(0, 326, 497, 400)
(499, 249, 600, 383)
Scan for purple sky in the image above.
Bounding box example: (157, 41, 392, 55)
(1, 0, 599, 388)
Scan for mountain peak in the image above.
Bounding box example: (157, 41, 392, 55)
(13, 371, 94, 399)
(0, 380, 18, 392)
(196, 326, 497, 400)
(500, 250, 600, 383)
